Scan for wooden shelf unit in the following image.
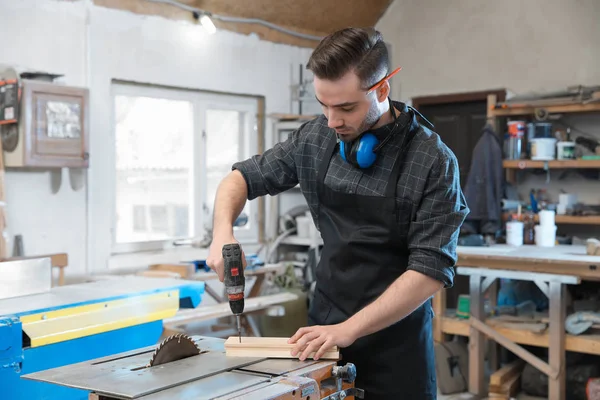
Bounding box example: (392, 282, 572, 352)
(486, 93, 600, 188)
(441, 316, 600, 356)
(503, 159, 600, 169)
(489, 101, 600, 117)
(504, 213, 600, 225)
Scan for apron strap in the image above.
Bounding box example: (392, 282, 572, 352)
(384, 110, 419, 197)
(316, 131, 338, 189)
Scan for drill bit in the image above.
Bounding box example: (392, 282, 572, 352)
(236, 315, 241, 342)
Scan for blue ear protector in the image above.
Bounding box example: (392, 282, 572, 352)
(339, 99, 401, 169)
(340, 133, 380, 168)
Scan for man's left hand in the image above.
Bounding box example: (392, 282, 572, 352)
(288, 322, 357, 361)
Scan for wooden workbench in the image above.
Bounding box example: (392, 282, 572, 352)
(433, 244, 600, 400)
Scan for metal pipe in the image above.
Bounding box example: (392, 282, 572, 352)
(146, 0, 324, 42)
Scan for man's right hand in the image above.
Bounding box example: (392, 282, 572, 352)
(206, 235, 246, 282)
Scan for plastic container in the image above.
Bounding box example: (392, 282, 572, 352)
(506, 221, 524, 246)
(508, 121, 526, 137)
(534, 122, 553, 138)
(535, 224, 556, 247)
(530, 138, 557, 160)
(538, 210, 555, 226)
(557, 141, 575, 160)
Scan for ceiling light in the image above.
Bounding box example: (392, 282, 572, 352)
(200, 14, 216, 35)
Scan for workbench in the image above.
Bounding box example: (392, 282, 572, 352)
(433, 244, 600, 400)
(0, 258, 206, 400)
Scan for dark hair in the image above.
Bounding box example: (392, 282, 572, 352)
(307, 27, 389, 89)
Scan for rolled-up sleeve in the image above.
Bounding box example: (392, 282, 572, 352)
(407, 152, 470, 288)
(232, 127, 301, 201)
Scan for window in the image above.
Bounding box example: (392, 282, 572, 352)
(111, 83, 259, 254)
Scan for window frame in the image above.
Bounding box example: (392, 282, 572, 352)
(110, 83, 260, 255)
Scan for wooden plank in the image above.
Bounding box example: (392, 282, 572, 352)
(486, 319, 548, 333)
(136, 270, 182, 279)
(489, 368, 521, 398)
(432, 289, 446, 342)
(224, 336, 339, 360)
(468, 275, 485, 395)
(164, 292, 298, 326)
(490, 101, 600, 117)
(149, 263, 195, 278)
(548, 282, 567, 400)
(490, 359, 524, 387)
(503, 159, 600, 169)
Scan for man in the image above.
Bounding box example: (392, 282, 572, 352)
(206, 27, 469, 399)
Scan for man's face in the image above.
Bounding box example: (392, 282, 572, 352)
(314, 70, 383, 143)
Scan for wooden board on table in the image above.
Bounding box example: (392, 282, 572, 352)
(224, 336, 339, 360)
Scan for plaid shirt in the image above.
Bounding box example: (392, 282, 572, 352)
(232, 101, 469, 288)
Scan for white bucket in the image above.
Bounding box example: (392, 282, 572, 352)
(530, 138, 557, 160)
(535, 224, 556, 247)
(538, 210, 555, 226)
(506, 221, 524, 246)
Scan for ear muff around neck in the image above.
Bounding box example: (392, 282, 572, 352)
(339, 133, 380, 169)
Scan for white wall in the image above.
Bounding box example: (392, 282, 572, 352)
(1, 0, 317, 276)
(377, 0, 600, 239)
(2, 0, 89, 277)
(376, 0, 600, 102)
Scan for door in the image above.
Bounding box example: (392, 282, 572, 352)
(417, 100, 487, 189)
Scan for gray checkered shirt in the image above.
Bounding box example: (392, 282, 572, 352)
(232, 101, 469, 288)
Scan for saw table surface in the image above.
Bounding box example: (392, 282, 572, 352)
(0, 276, 204, 317)
(22, 336, 350, 400)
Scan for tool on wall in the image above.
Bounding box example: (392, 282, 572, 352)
(223, 243, 246, 343)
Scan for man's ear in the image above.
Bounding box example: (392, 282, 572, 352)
(376, 81, 390, 102)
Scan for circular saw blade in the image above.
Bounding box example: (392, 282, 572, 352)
(147, 333, 201, 367)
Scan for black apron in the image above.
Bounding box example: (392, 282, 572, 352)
(308, 116, 437, 399)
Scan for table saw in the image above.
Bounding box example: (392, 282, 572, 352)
(0, 257, 205, 400)
(23, 334, 364, 399)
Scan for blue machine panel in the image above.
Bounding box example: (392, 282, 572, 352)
(4, 320, 164, 400)
(1, 281, 205, 400)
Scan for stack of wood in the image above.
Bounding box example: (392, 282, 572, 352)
(486, 313, 549, 333)
(488, 359, 525, 399)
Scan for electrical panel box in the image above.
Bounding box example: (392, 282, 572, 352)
(3, 79, 89, 168)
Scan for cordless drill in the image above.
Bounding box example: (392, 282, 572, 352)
(222, 243, 245, 343)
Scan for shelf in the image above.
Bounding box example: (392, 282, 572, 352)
(503, 213, 600, 225)
(555, 215, 600, 225)
(441, 316, 600, 356)
(490, 101, 600, 117)
(503, 159, 600, 169)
